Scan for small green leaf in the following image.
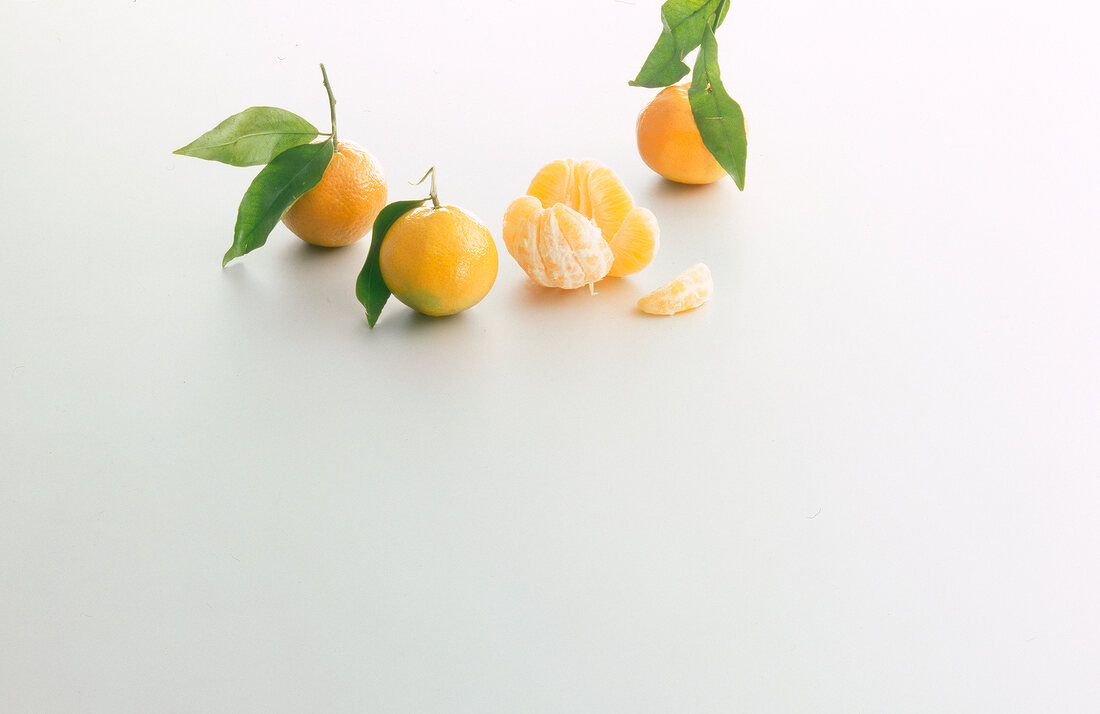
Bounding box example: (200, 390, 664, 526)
(223, 140, 334, 266)
(356, 198, 429, 328)
(173, 106, 320, 167)
(629, 0, 728, 88)
(689, 23, 747, 190)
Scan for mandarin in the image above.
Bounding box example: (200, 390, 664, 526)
(636, 84, 726, 185)
(281, 141, 388, 247)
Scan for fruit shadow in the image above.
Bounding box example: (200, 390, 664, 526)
(276, 240, 368, 318)
(373, 307, 472, 335)
(512, 275, 641, 308)
(646, 175, 727, 201)
(293, 240, 361, 263)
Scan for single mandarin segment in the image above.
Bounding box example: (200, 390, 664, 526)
(606, 207, 660, 277)
(637, 263, 714, 315)
(281, 141, 388, 247)
(379, 204, 497, 317)
(502, 195, 542, 255)
(502, 199, 613, 290)
(636, 84, 726, 185)
(510, 159, 659, 284)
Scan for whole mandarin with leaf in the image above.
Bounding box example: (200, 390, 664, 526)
(174, 63, 389, 264)
(281, 140, 387, 247)
(378, 169, 497, 318)
(281, 65, 387, 248)
(630, 1, 748, 189)
(636, 83, 726, 185)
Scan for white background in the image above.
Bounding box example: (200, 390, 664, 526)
(2, 0, 1099, 711)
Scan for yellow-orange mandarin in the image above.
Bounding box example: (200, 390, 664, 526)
(380, 205, 497, 317)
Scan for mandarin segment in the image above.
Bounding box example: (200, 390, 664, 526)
(510, 210, 551, 286)
(502, 195, 541, 258)
(527, 159, 577, 210)
(580, 160, 635, 242)
(607, 207, 659, 277)
(637, 263, 713, 315)
(506, 202, 612, 289)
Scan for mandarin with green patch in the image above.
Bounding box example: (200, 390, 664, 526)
(379, 205, 497, 317)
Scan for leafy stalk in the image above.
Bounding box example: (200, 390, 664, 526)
(631, 0, 747, 189)
(629, 0, 729, 88)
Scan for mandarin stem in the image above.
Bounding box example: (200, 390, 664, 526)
(319, 63, 338, 149)
(412, 166, 441, 208)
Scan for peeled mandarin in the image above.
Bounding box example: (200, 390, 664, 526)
(502, 199, 613, 289)
(637, 263, 713, 315)
(519, 158, 660, 279)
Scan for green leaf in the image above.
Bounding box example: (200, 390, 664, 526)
(173, 106, 320, 167)
(716, 0, 731, 27)
(689, 23, 747, 190)
(629, 0, 728, 88)
(356, 198, 429, 328)
(222, 140, 334, 266)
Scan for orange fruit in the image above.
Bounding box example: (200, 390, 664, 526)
(502, 199, 613, 289)
(379, 204, 497, 316)
(517, 159, 659, 280)
(281, 141, 388, 247)
(636, 84, 726, 185)
(637, 263, 714, 315)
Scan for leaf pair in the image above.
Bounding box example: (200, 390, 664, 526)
(629, 0, 730, 89)
(174, 106, 334, 264)
(631, 0, 747, 190)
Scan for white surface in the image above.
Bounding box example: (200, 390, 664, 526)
(2, 0, 1099, 711)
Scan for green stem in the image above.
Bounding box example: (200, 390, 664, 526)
(319, 63, 338, 148)
(413, 166, 441, 208)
